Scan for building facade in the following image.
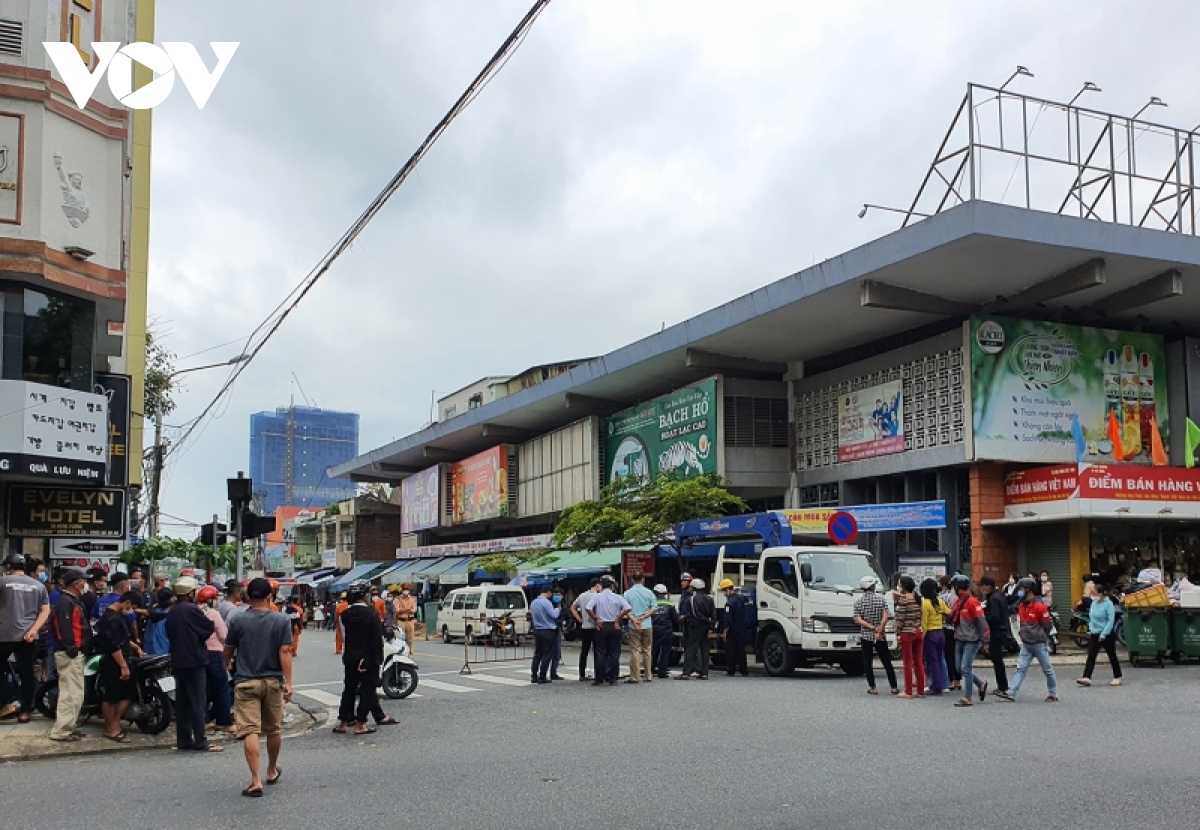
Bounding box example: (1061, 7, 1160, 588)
(249, 405, 359, 515)
(0, 1, 151, 566)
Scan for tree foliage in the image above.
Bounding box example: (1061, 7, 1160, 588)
(121, 536, 249, 573)
(552, 473, 748, 552)
(144, 327, 177, 419)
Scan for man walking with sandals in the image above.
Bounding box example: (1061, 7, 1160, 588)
(224, 578, 293, 797)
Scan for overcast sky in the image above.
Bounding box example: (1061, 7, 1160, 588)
(148, 1, 1200, 533)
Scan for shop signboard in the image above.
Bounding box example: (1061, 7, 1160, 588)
(401, 465, 441, 533)
(621, 549, 655, 588)
(837, 379, 904, 462)
(896, 552, 950, 581)
(970, 317, 1169, 464)
(0, 381, 108, 483)
(6, 485, 126, 538)
(322, 549, 337, 567)
(449, 446, 511, 525)
(402, 533, 554, 559)
(605, 378, 717, 485)
(780, 501, 946, 534)
(94, 373, 130, 487)
(1005, 464, 1200, 505)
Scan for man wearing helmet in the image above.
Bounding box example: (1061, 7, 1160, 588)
(997, 577, 1059, 703)
(853, 576, 898, 695)
(0, 553, 50, 723)
(166, 576, 221, 752)
(677, 577, 714, 680)
(719, 579, 750, 677)
(650, 584, 678, 679)
(395, 583, 418, 654)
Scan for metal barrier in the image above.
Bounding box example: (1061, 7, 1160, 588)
(461, 629, 536, 675)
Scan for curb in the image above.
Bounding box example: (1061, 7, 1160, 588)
(0, 700, 325, 764)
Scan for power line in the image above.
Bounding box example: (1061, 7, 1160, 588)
(165, 0, 553, 464)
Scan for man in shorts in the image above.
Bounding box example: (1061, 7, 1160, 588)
(224, 578, 293, 797)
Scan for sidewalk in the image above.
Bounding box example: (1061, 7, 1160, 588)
(0, 699, 328, 763)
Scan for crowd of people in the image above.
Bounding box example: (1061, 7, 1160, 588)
(0, 553, 297, 797)
(851, 572, 1122, 705)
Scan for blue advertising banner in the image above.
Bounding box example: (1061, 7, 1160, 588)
(846, 500, 946, 532)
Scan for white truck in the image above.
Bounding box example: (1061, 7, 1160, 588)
(674, 513, 895, 676)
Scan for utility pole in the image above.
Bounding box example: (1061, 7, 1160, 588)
(210, 512, 219, 584)
(147, 409, 164, 537)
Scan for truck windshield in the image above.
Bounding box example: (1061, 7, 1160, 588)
(801, 552, 886, 594)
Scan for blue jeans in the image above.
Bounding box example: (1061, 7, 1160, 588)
(204, 651, 232, 727)
(1009, 641, 1057, 698)
(955, 640, 985, 695)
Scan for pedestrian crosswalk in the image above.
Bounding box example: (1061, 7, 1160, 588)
(291, 664, 573, 713)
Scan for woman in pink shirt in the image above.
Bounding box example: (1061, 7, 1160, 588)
(198, 586, 233, 734)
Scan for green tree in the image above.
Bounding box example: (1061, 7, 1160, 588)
(144, 326, 177, 419)
(552, 473, 748, 553)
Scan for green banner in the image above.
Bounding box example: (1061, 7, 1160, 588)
(970, 316, 1168, 464)
(605, 378, 718, 484)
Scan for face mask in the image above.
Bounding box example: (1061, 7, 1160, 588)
(37, 572, 47, 583)
(552, 594, 562, 603)
(402, 590, 410, 596)
(1017, 589, 1026, 599)
(1040, 576, 1049, 582)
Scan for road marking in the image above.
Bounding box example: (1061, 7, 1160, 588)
(298, 688, 342, 707)
(419, 678, 481, 694)
(463, 673, 529, 687)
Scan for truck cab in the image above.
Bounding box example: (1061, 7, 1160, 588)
(749, 545, 893, 676)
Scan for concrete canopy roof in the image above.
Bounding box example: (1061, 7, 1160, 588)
(333, 201, 1200, 482)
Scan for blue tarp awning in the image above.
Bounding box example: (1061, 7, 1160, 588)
(329, 562, 391, 594)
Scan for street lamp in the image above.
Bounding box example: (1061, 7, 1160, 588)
(1068, 81, 1101, 107)
(1132, 96, 1167, 121)
(858, 203, 929, 220)
(999, 65, 1034, 91)
(146, 353, 250, 539)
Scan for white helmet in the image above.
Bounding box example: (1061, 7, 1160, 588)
(691, 578, 706, 590)
(652, 584, 668, 595)
(859, 576, 878, 591)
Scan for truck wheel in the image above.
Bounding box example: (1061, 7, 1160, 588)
(841, 657, 865, 676)
(761, 630, 794, 677)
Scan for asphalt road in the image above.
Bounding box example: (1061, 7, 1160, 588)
(4, 628, 1198, 830)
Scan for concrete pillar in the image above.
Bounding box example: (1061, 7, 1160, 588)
(968, 463, 1016, 583)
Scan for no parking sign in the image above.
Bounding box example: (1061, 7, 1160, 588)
(826, 511, 859, 545)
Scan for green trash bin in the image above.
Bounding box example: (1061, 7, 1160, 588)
(422, 602, 439, 641)
(1169, 608, 1200, 664)
(1124, 608, 1169, 667)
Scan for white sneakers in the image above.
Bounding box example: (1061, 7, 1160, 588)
(1076, 677, 1122, 687)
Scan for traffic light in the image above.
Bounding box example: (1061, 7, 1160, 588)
(200, 522, 230, 546)
(240, 510, 277, 539)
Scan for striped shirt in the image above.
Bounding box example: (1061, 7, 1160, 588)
(893, 594, 923, 635)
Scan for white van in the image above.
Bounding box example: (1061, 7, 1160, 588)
(438, 586, 531, 644)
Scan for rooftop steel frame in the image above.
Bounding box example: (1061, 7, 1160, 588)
(904, 83, 1200, 234)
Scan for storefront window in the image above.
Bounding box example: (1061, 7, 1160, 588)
(0, 284, 94, 391)
(1089, 524, 1200, 586)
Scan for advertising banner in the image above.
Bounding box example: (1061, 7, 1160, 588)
(0, 381, 108, 483)
(837, 380, 904, 462)
(605, 378, 717, 485)
(6, 485, 126, 538)
(401, 465, 441, 533)
(450, 446, 510, 525)
(970, 317, 1168, 464)
(780, 501, 946, 534)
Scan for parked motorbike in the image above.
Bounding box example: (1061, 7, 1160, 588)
(1069, 606, 1125, 648)
(486, 612, 519, 647)
(34, 652, 174, 734)
(380, 626, 420, 700)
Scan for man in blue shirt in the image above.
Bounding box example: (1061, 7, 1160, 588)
(529, 585, 558, 684)
(623, 574, 658, 684)
(586, 576, 631, 686)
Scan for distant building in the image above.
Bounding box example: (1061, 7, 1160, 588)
(249, 406, 359, 515)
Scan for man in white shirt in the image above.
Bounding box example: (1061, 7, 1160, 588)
(586, 576, 631, 686)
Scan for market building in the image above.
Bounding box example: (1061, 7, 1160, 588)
(0, 2, 153, 567)
(332, 85, 1200, 611)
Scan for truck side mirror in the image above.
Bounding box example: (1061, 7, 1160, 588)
(800, 562, 813, 584)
